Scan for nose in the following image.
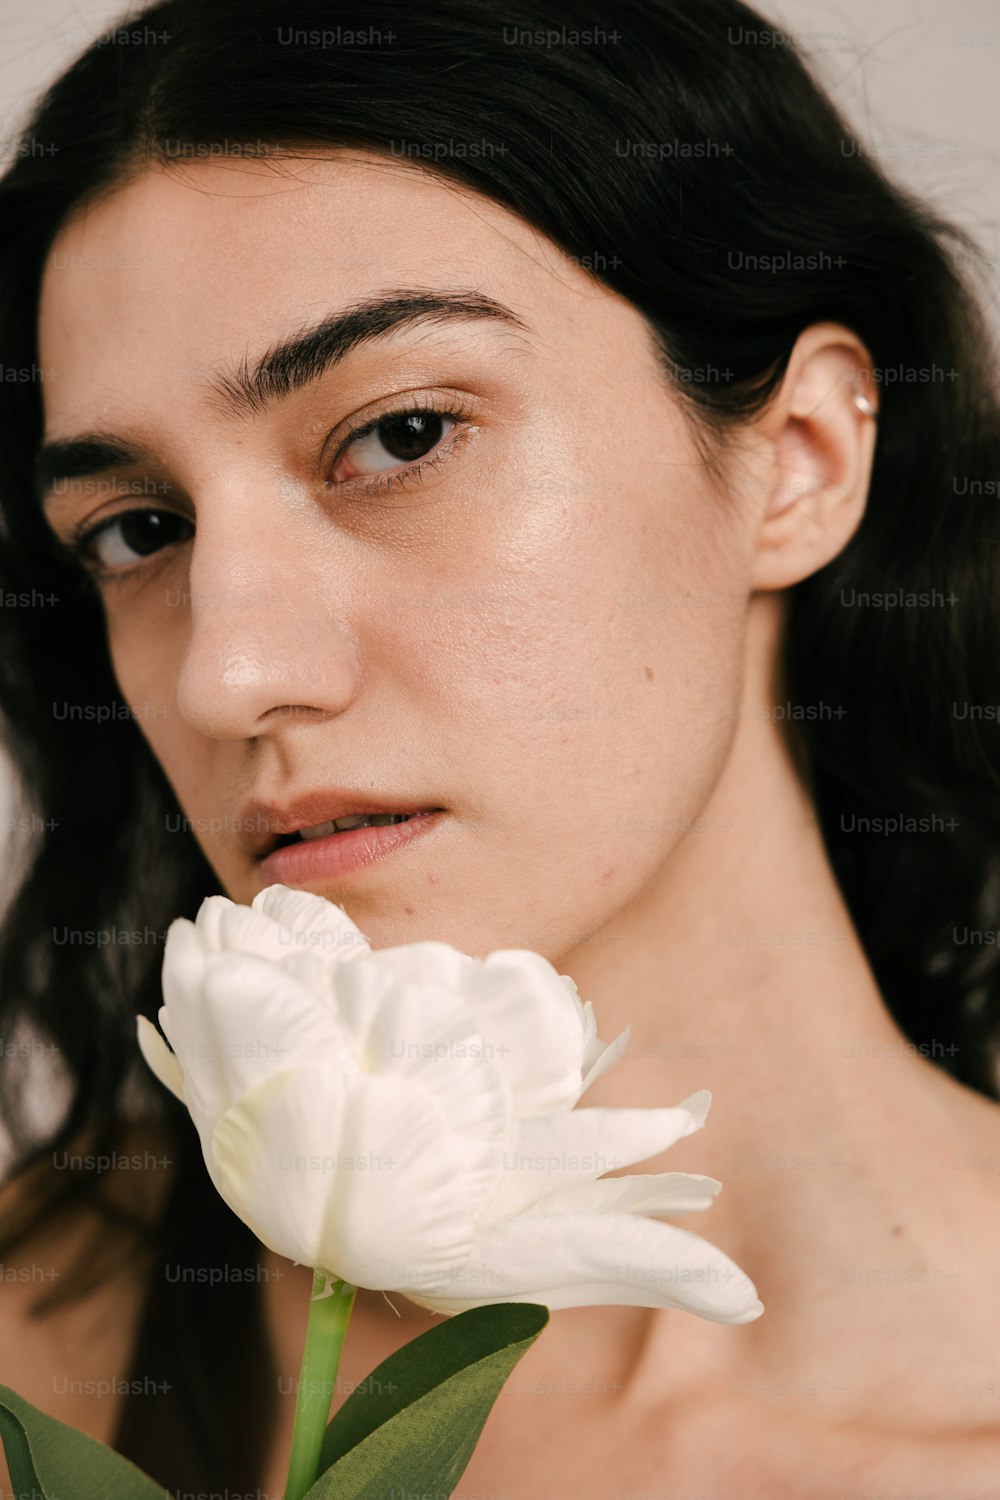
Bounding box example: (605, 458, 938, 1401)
(174, 488, 361, 740)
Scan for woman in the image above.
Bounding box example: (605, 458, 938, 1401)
(1, 0, 999, 1494)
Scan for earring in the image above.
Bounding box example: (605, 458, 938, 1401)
(851, 383, 876, 418)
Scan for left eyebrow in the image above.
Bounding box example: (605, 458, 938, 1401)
(34, 287, 532, 511)
(208, 287, 532, 419)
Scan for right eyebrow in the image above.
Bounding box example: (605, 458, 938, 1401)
(35, 287, 532, 515)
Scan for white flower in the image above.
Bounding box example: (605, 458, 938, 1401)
(138, 884, 763, 1324)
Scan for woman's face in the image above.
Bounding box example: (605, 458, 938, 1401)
(37, 151, 759, 958)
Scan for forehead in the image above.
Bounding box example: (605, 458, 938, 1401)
(37, 152, 654, 431)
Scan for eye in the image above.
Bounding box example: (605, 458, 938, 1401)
(330, 406, 460, 485)
(71, 509, 193, 576)
(61, 398, 475, 582)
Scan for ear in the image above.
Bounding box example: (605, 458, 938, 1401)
(745, 323, 879, 591)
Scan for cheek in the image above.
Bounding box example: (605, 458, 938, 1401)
(392, 465, 749, 947)
(107, 614, 218, 805)
(95, 438, 750, 956)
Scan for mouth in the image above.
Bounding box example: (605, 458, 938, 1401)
(237, 788, 447, 863)
(254, 806, 447, 884)
(270, 809, 439, 850)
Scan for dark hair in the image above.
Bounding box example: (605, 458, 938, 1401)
(2, 0, 999, 1490)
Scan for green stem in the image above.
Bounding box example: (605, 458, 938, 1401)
(284, 1269, 358, 1500)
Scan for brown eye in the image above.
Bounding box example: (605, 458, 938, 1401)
(332, 409, 457, 482)
(83, 510, 194, 572)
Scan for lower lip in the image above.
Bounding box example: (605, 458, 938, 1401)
(256, 810, 445, 885)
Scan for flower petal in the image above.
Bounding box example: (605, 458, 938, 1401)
(191, 898, 351, 992)
(404, 1211, 764, 1323)
(216, 901, 321, 969)
(210, 1067, 475, 1286)
(136, 1016, 185, 1102)
(194, 951, 357, 1100)
(161, 917, 209, 1021)
(533, 1171, 723, 1217)
(159, 921, 233, 1121)
(476, 1099, 710, 1224)
(189, 894, 240, 952)
(331, 958, 511, 1218)
(579, 1023, 632, 1099)
(463, 951, 592, 1118)
(370, 943, 591, 1122)
(363, 938, 475, 991)
(251, 884, 372, 965)
(579, 1000, 601, 1073)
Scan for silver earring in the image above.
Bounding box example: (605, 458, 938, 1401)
(852, 386, 876, 418)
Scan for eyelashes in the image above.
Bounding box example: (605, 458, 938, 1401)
(324, 393, 474, 496)
(61, 395, 477, 585)
(61, 509, 194, 580)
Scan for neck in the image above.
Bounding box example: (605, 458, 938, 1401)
(547, 595, 999, 1392)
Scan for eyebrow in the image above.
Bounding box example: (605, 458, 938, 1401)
(35, 288, 531, 513)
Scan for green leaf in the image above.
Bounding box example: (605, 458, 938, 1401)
(303, 1302, 549, 1500)
(0, 1384, 169, 1500)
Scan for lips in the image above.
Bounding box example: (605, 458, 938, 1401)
(256, 807, 445, 887)
(296, 811, 413, 841)
(237, 791, 445, 860)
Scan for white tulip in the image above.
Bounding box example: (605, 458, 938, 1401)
(138, 884, 763, 1324)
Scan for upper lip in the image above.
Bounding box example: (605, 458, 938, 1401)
(238, 790, 444, 860)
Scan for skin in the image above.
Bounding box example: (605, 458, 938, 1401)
(17, 151, 1000, 1496)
